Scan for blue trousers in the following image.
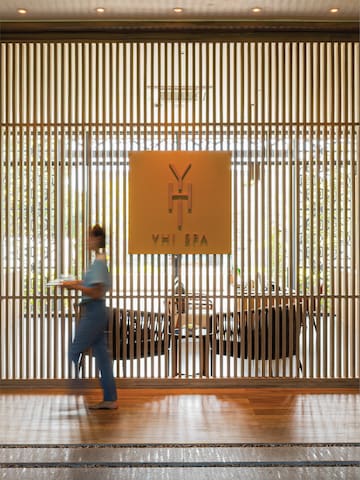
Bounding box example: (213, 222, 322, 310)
(70, 300, 117, 402)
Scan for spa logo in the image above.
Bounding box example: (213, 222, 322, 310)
(168, 163, 192, 230)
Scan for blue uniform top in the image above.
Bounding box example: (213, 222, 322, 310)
(81, 257, 111, 303)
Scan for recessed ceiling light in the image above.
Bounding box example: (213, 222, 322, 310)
(96, 7, 105, 14)
(252, 7, 262, 13)
(329, 8, 339, 13)
(173, 7, 183, 13)
(17, 8, 27, 15)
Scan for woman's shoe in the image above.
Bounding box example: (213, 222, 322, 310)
(88, 400, 118, 410)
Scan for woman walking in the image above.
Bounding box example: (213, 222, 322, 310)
(61, 224, 118, 410)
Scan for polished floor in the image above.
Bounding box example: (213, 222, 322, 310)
(0, 387, 359, 479)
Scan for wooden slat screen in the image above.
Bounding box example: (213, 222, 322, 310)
(0, 41, 359, 381)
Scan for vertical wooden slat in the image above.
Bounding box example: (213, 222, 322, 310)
(329, 41, 336, 379)
(263, 42, 269, 377)
(322, 42, 329, 379)
(74, 42, 82, 370)
(198, 41, 205, 378)
(12, 43, 18, 379)
(273, 42, 280, 376)
(219, 41, 227, 377)
(143, 42, 151, 378)
(79, 44, 87, 377)
(348, 43, 355, 379)
(121, 43, 127, 377)
(265, 44, 271, 375)
(208, 43, 215, 377)
(59, 42, 67, 378)
(293, 42, 302, 378)
(285, 41, 294, 377)
(45, 42, 51, 378)
(356, 75, 360, 379)
(307, 42, 314, 379)
(353, 45, 359, 354)
(252, 42, 260, 376)
(31, 43, 38, 379)
(13, 43, 20, 378)
(18, 43, 25, 379)
(4, 43, 9, 379)
(342, 43, 349, 379)
(349, 49, 357, 379)
(245, 42, 252, 376)
(280, 42, 286, 377)
(314, 42, 321, 379)
(5, 43, 11, 380)
(128, 42, 136, 378)
(0, 43, 3, 378)
(259, 42, 267, 376)
(66, 43, 73, 379)
(300, 42, 308, 377)
(39, 43, 45, 379)
(0, 43, 5, 392)
(4, 45, 13, 378)
(335, 42, 342, 378)
(113, 42, 119, 376)
(225, 42, 232, 378)
(357, 125, 360, 379)
(231, 42, 238, 378)
(102, 42, 107, 266)
(52, 43, 59, 379)
(112, 42, 119, 378)
(0, 44, 3, 379)
(237, 41, 245, 377)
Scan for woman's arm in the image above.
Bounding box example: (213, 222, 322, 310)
(61, 280, 105, 300)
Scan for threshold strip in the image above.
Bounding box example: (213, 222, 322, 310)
(1, 461, 360, 469)
(1, 442, 359, 448)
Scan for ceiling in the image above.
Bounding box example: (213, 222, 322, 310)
(0, 0, 359, 22)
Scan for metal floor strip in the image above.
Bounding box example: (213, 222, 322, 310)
(1, 442, 359, 448)
(1, 461, 360, 469)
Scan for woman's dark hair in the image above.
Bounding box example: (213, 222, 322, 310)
(90, 224, 106, 248)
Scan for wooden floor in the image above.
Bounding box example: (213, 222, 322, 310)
(0, 386, 359, 444)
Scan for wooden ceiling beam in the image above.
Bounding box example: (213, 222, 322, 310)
(1, 20, 359, 42)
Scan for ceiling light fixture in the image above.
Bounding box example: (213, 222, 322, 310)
(173, 7, 183, 13)
(96, 7, 105, 13)
(252, 7, 262, 13)
(17, 8, 27, 15)
(329, 8, 339, 13)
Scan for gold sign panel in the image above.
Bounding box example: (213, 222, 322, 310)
(129, 151, 231, 254)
